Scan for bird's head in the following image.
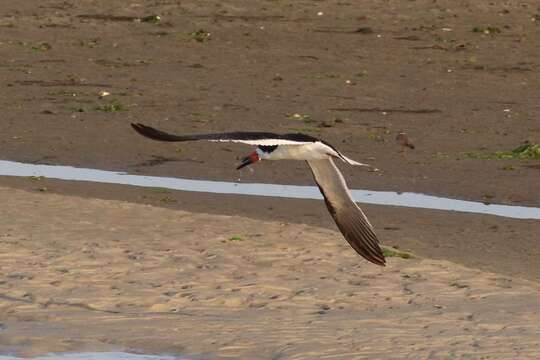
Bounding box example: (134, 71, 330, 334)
(237, 146, 278, 169)
(237, 149, 261, 170)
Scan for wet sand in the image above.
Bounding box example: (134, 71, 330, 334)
(2, 187, 540, 359)
(2, 176, 540, 282)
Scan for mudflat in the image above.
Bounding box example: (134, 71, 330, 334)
(1, 1, 539, 204)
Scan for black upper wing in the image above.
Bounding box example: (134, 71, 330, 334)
(131, 123, 319, 144)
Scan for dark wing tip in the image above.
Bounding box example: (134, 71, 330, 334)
(131, 122, 185, 142)
(371, 251, 386, 266)
(350, 232, 386, 266)
(131, 122, 144, 135)
(131, 122, 157, 138)
(332, 205, 386, 266)
(357, 241, 386, 266)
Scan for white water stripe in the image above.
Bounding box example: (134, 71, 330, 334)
(1, 160, 539, 220)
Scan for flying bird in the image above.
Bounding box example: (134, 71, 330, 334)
(131, 123, 386, 266)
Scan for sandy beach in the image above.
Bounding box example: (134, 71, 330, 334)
(2, 187, 540, 359)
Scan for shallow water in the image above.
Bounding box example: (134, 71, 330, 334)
(0, 353, 184, 360)
(1, 160, 539, 220)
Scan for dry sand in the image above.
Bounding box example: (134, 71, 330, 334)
(1, 187, 540, 359)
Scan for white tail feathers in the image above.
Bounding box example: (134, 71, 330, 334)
(340, 155, 379, 171)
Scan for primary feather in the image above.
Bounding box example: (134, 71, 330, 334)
(307, 159, 385, 265)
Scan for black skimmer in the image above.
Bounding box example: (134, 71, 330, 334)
(131, 123, 386, 266)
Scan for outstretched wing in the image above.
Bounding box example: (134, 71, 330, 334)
(131, 123, 317, 146)
(307, 159, 385, 266)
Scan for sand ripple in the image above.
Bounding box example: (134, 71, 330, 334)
(1, 187, 540, 359)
